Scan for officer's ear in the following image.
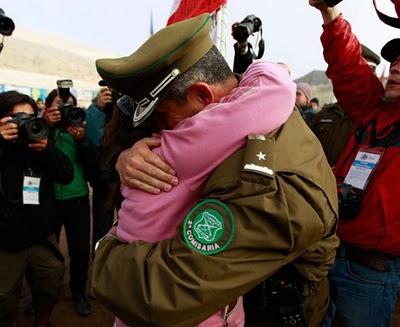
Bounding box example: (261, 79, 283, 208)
(186, 82, 214, 110)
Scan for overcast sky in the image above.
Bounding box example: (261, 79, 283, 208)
(1, 0, 398, 78)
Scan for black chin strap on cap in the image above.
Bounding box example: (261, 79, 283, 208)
(116, 68, 181, 128)
(373, 0, 400, 28)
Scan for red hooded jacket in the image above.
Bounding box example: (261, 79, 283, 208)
(322, 15, 400, 255)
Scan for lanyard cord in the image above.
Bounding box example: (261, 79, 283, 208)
(336, 120, 400, 181)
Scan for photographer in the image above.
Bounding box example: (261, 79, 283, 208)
(43, 89, 96, 317)
(309, 1, 400, 326)
(0, 91, 73, 327)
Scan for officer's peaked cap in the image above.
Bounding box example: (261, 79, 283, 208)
(95, 13, 213, 127)
(361, 44, 381, 66)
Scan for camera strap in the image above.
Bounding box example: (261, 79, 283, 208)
(373, 0, 400, 29)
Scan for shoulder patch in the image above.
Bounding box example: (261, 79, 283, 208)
(183, 199, 235, 255)
(242, 137, 275, 177)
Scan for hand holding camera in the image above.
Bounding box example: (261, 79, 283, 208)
(28, 138, 48, 152)
(309, 0, 341, 24)
(66, 125, 86, 141)
(309, 0, 343, 8)
(0, 116, 18, 141)
(44, 106, 62, 126)
(96, 87, 113, 110)
(0, 114, 49, 150)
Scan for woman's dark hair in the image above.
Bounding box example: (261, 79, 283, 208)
(102, 106, 157, 209)
(45, 89, 77, 108)
(0, 91, 38, 118)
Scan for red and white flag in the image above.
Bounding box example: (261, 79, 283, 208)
(167, 0, 227, 25)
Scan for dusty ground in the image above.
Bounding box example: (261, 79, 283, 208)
(16, 228, 114, 327)
(14, 229, 400, 327)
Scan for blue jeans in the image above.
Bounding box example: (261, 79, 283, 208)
(322, 245, 400, 327)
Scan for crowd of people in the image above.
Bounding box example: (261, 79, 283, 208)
(0, 0, 400, 327)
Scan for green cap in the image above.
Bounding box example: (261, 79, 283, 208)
(361, 44, 381, 67)
(96, 13, 213, 127)
(381, 38, 400, 63)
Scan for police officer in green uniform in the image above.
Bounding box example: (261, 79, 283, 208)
(92, 14, 339, 327)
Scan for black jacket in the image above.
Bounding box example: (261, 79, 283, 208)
(0, 138, 73, 250)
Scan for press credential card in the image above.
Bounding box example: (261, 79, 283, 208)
(23, 176, 40, 205)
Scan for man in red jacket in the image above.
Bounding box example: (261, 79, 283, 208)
(309, 1, 400, 326)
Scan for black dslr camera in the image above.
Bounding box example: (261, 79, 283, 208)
(8, 112, 49, 143)
(321, 0, 343, 7)
(98, 80, 121, 118)
(337, 183, 364, 220)
(0, 8, 15, 54)
(232, 15, 262, 44)
(56, 79, 86, 128)
(232, 15, 265, 74)
(0, 9, 15, 36)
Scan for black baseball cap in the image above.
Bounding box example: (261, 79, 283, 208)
(381, 38, 400, 63)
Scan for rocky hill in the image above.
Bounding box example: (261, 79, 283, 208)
(0, 27, 114, 106)
(294, 70, 336, 107)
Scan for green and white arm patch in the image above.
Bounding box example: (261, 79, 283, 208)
(183, 199, 235, 255)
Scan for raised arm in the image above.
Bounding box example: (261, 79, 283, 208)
(310, 1, 384, 125)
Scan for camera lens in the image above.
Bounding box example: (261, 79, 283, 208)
(26, 119, 49, 141)
(235, 25, 250, 43)
(66, 107, 86, 127)
(0, 9, 15, 36)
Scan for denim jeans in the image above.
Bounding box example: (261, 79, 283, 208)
(322, 245, 400, 327)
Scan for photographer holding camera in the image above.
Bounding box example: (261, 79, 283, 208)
(0, 91, 73, 327)
(231, 15, 265, 74)
(43, 85, 97, 317)
(309, 1, 400, 326)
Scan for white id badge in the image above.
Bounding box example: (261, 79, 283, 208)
(23, 176, 41, 205)
(344, 146, 384, 190)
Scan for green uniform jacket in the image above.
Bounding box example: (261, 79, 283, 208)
(92, 111, 339, 327)
(53, 129, 88, 200)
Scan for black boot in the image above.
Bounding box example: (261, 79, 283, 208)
(73, 295, 93, 316)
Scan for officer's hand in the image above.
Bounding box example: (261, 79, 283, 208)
(66, 125, 85, 141)
(44, 107, 62, 126)
(116, 136, 179, 194)
(28, 138, 48, 151)
(96, 87, 113, 109)
(0, 117, 18, 141)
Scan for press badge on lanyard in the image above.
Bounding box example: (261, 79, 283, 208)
(344, 146, 385, 190)
(23, 169, 41, 205)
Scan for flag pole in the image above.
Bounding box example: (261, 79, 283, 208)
(214, 4, 227, 59)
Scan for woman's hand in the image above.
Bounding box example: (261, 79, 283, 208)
(29, 138, 48, 151)
(44, 107, 62, 126)
(0, 116, 18, 141)
(66, 125, 86, 141)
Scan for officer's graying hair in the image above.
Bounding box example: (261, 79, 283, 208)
(164, 45, 234, 103)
